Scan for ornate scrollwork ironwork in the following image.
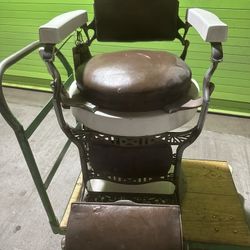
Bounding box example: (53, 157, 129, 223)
(84, 191, 177, 205)
(69, 126, 195, 190)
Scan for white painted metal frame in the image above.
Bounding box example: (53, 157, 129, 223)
(186, 8, 228, 42)
(88, 179, 175, 194)
(39, 10, 88, 44)
(69, 80, 200, 136)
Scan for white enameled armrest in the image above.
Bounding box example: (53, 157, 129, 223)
(186, 8, 228, 42)
(39, 10, 88, 44)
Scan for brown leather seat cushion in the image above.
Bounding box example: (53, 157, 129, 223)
(66, 202, 183, 250)
(76, 50, 192, 112)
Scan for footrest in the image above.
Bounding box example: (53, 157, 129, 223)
(65, 202, 183, 250)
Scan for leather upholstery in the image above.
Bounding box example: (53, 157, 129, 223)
(76, 50, 192, 112)
(66, 202, 183, 250)
(94, 0, 180, 42)
(88, 141, 173, 178)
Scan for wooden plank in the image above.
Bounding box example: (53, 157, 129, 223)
(181, 160, 250, 247)
(60, 174, 83, 232)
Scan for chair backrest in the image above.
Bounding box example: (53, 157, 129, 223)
(93, 0, 182, 42)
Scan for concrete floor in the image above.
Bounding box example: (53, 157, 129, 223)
(0, 88, 249, 250)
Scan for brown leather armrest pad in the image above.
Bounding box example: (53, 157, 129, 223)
(66, 202, 183, 250)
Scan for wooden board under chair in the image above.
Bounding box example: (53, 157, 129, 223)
(60, 160, 250, 248)
(181, 160, 250, 248)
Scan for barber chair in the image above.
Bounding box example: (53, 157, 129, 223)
(0, 0, 229, 249)
(38, 1, 227, 249)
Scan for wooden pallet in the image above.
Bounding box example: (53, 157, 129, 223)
(181, 160, 250, 248)
(60, 160, 250, 248)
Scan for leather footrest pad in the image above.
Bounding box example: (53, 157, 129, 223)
(65, 202, 183, 250)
